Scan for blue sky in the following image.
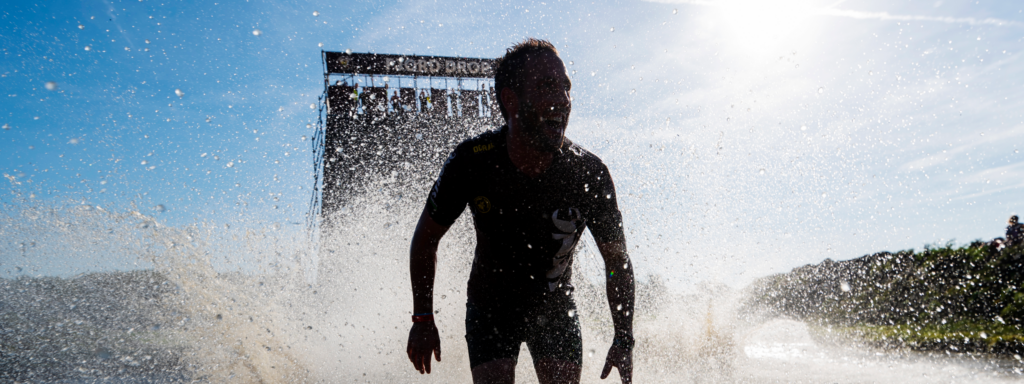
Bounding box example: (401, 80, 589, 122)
(2, 0, 1023, 289)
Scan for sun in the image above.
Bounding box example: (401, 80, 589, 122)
(715, 0, 822, 53)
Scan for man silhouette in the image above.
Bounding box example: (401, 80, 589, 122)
(406, 38, 635, 384)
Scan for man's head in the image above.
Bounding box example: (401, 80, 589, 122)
(495, 38, 572, 151)
(1012, 215, 1019, 225)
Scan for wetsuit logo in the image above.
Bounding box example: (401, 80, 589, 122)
(473, 143, 495, 153)
(474, 196, 492, 213)
(547, 208, 583, 292)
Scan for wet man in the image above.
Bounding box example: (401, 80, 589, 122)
(406, 38, 635, 384)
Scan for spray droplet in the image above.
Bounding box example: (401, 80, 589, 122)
(78, 24, 85, 29)
(44, 81, 58, 91)
(868, 70, 873, 75)
(306, 123, 313, 128)
(821, 193, 827, 198)
(569, 61, 574, 65)
(226, 161, 235, 168)
(312, 10, 320, 16)
(840, 281, 850, 292)
(140, 160, 148, 165)
(84, 46, 92, 51)
(145, 39, 150, 44)
(801, 125, 807, 131)
(154, 204, 166, 212)
(174, 89, 184, 98)
(610, 27, 615, 32)
(759, 168, 765, 175)
(252, 29, 262, 36)
(673, 8, 678, 14)
(301, 135, 307, 140)
(818, 87, 824, 94)
(630, 89, 635, 94)
(309, 103, 315, 109)
(318, 42, 324, 47)
(345, 49, 352, 54)
(2, 124, 9, 130)
(68, 138, 80, 145)
(616, 304, 623, 311)
(567, 310, 575, 317)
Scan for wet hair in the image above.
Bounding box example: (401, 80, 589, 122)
(494, 38, 560, 121)
(1012, 215, 1019, 224)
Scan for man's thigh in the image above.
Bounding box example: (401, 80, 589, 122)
(465, 303, 527, 369)
(525, 304, 583, 367)
(471, 358, 517, 384)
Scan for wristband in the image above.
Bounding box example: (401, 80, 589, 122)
(412, 313, 434, 323)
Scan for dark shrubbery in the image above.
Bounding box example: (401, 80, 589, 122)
(745, 243, 1024, 353)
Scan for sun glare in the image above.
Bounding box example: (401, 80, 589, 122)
(717, 0, 820, 53)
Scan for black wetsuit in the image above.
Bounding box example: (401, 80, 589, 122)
(425, 126, 625, 367)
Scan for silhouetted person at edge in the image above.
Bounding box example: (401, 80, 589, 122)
(406, 38, 635, 384)
(1008, 215, 1023, 247)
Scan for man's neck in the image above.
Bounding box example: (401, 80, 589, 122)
(506, 122, 555, 178)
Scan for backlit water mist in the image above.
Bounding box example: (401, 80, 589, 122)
(4, 184, 1023, 382)
(4, 0, 1024, 382)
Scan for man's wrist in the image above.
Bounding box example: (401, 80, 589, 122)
(612, 330, 634, 350)
(412, 313, 434, 323)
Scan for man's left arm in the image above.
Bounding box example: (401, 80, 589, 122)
(587, 163, 634, 383)
(597, 240, 634, 384)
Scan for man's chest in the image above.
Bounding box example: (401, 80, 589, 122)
(464, 161, 592, 233)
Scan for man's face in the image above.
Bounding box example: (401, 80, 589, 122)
(514, 51, 572, 151)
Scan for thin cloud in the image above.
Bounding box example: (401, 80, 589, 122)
(645, 0, 1023, 27)
(901, 125, 1024, 171)
(818, 9, 1022, 27)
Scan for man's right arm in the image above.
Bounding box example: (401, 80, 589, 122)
(407, 207, 451, 374)
(410, 207, 450, 316)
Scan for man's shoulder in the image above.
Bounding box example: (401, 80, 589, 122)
(562, 139, 609, 172)
(453, 128, 504, 157)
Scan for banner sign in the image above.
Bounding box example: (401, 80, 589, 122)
(324, 51, 496, 79)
